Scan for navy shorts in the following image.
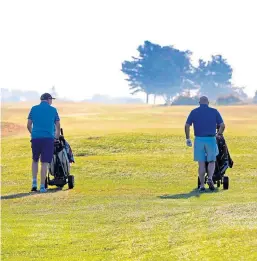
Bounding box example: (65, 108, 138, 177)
(31, 138, 54, 163)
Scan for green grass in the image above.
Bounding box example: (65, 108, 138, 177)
(1, 103, 257, 261)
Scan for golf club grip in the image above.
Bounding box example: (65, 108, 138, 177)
(61, 128, 63, 135)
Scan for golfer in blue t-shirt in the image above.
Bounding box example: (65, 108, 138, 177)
(185, 96, 225, 191)
(27, 93, 61, 192)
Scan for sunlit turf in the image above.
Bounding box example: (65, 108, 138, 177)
(1, 103, 257, 260)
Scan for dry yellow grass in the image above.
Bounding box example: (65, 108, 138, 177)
(2, 102, 257, 136)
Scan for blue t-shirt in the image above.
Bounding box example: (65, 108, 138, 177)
(28, 102, 60, 139)
(186, 104, 223, 137)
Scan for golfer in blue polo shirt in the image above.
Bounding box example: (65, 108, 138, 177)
(27, 93, 61, 192)
(185, 96, 225, 192)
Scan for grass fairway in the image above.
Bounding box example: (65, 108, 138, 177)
(1, 102, 257, 261)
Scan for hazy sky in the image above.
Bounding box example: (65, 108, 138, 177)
(1, 0, 256, 101)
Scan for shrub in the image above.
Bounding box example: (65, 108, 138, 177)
(253, 91, 257, 104)
(172, 95, 199, 105)
(216, 94, 242, 105)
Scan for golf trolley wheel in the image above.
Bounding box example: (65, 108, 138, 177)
(197, 177, 201, 188)
(223, 176, 229, 190)
(217, 180, 220, 188)
(68, 175, 74, 189)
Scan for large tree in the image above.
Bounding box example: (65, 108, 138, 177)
(121, 41, 193, 104)
(192, 55, 233, 100)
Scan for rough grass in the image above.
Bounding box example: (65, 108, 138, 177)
(1, 102, 257, 261)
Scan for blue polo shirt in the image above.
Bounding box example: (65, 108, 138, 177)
(28, 101, 60, 139)
(186, 104, 223, 137)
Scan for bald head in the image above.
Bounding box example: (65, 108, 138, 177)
(199, 96, 209, 105)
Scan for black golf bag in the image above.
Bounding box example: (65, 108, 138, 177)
(213, 135, 233, 180)
(45, 128, 75, 189)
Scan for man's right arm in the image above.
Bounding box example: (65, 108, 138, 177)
(27, 109, 33, 134)
(185, 124, 191, 139)
(27, 119, 32, 134)
(185, 111, 193, 146)
(185, 111, 193, 138)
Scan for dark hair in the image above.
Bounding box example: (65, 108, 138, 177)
(40, 93, 56, 100)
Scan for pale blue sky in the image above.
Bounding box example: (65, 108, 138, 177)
(0, 0, 256, 101)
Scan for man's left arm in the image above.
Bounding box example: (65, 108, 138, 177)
(55, 121, 61, 139)
(54, 109, 61, 139)
(216, 110, 225, 135)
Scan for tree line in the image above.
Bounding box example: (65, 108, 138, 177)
(121, 40, 251, 104)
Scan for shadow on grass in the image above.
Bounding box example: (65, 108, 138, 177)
(158, 188, 220, 199)
(1, 188, 65, 200)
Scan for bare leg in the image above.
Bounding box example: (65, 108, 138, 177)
(207, 161, 215, 180)
(31, 160, 39, 189)
(40, 162, 49, 187)
(198, 161, 206, 188)
(207, 161, 215, 190)
(32, 160, 38, 180)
